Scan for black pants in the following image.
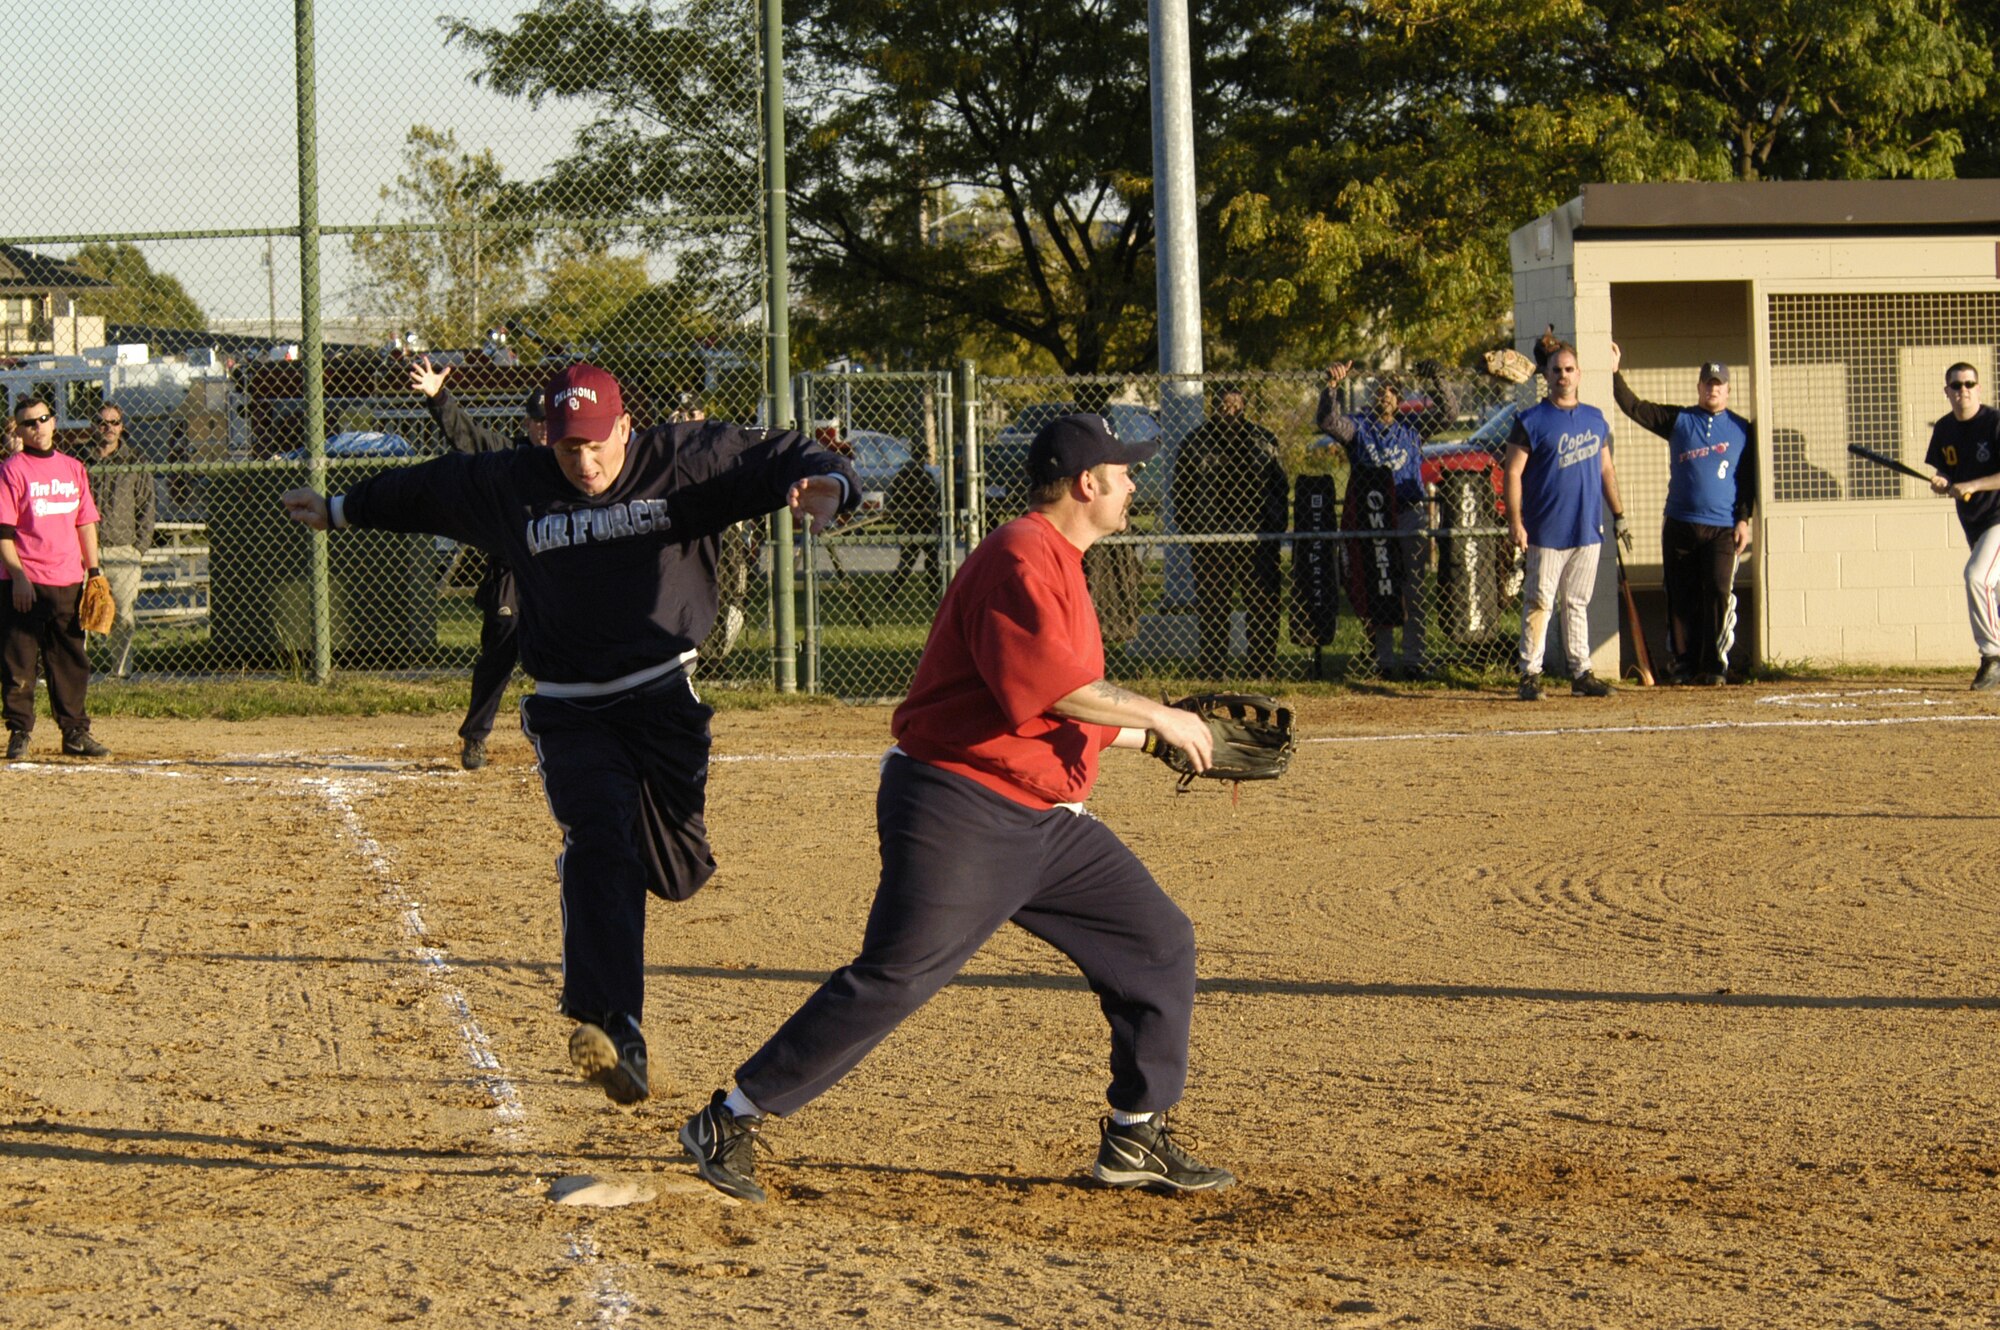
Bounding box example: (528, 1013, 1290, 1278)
(736, 754, 1197, 1117)
(1, 580, 90, 738)
(1662, 517, 1738, 677)
(460, 604, 519, 743)
(1190, 540, 1281, 677)
(519, 671, 716, 1023)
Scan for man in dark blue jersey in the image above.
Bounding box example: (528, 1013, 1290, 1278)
(281, 363, 857, 1106)
(1922, 362, 2000, 690)
(1609, 344, 1757, 685)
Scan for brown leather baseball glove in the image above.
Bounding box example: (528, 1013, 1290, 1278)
(78, 572, 115, 636)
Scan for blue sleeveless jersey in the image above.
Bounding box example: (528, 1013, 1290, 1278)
(1511, 401, 1610, 549)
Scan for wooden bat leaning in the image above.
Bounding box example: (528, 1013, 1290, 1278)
(1615, 550, 1655, 686)
(1846, 442, 1962, 497)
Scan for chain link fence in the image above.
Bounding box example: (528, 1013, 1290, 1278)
(791, 365, 1539, 700)
(3, 5, 1551, 703)
(3, 1, 767, 686)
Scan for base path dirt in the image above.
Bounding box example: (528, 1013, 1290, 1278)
(2, 679, 1997, 1327)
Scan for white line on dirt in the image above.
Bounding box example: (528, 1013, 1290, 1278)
(1304, 709, 2000, 746)
(566, 1232, 637, 1328)
(294, 764, 640, 1320)
(301, 774, 529, 1134)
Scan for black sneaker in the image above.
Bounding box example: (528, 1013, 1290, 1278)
(460, 737, 487, 770)
(4, 731, 27, 760)
(1571, 672, 1612, 698)
(1974, 657, 2000, 692)
(568, 1014, 648, 1105)
(1092, 1113, 1236, 1194)
(1517, 673, 1545, 702)
(680, 1089, 767, 1203)
(61, 732, 109, 758)
(1696, 671, 1729, 687)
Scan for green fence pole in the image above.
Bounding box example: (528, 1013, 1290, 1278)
(761, 0, 798, 693)
(296, 0, 329, 685)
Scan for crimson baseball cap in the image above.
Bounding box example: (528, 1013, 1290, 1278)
(545, 363, 624, 441)
(1027, 412, 1159, 485)
(1699, 361, 1731, 384)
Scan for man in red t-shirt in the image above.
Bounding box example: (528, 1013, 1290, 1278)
(0, 397, 109, 758)
(682, 414, 1237, 1203)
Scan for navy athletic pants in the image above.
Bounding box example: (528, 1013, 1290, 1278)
(736, 753, 1197, 1117)
(520, 671, 717, 1023)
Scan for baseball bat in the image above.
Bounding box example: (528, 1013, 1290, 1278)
(1615, 550, 1655, 686)
(1846, 442, 1959, 497)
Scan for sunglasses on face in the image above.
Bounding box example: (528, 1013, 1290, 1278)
(97, 417, 123, 427)
(1949, 380, 1979, 391)
(17, 414, 52, 426)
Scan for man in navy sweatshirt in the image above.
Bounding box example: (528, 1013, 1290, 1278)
(281, 363, 857, 1107)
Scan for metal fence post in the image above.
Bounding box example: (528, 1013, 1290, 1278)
(762, 0, 797, 692)
(295, 0, 329, 684)
(957, 358, 982, 550)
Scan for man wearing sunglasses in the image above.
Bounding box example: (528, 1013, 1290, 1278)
(0, 398, 109, 758)
(1923, 364, 2000, 691)
(82, 404, 156, 679)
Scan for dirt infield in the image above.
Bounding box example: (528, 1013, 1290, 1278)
(3, 680, 1998, 1328)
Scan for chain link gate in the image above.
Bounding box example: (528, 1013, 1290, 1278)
(2, 0, 771, 688)
(793, 370, 957, 699)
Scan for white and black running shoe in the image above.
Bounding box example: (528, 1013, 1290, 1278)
(1092, 1114, 1236, 1194)
(680, 1090, 767, 1203)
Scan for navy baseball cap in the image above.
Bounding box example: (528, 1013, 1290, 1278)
(1027, 412, 1159, 485)
(1699, 361, 1731, 384)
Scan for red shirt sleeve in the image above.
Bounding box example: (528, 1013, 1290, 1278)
(961, 556, 1104, 729)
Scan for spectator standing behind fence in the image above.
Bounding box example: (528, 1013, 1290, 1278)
(0, 397, 109, 758)
(1608, 345, 1756, 685)
(1169, 384, 1287, 677)
(1920, 362, 2000, 691)
(1502, 342, 1626, 701)
(79, 403, 155, 679)
(1316, 363, 1431, 679)
(885, 443, 944, 600)
(410, 356, 548, 770)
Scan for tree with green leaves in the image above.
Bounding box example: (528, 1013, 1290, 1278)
(349, 125, 536, 349)
(70, 242, 208, 331)
(448, 0, 1996, 373)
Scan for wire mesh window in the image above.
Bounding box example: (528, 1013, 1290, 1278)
(1767, 292, 2000, 503)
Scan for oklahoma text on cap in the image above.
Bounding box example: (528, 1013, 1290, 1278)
(545, 363, 625, 442)
(1028, 413, 1160, 486)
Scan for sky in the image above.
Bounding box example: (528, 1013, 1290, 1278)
(0, 0, 610, 327)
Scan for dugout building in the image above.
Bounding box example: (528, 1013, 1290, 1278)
(1511, 180, 2000, 674)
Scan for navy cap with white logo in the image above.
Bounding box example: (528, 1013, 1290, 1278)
(1027, 413, 1159, 486)
(1699, 362, 1731, 384)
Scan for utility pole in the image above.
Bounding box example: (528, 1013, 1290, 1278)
(1150, 0, 1202, 605)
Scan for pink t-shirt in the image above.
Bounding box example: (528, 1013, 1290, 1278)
(0, 447, 100, 585)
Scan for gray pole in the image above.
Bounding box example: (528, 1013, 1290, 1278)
(1150, 0, 1203, 606)
(763, 0, 798, 692)
(296, 0, 330, 684)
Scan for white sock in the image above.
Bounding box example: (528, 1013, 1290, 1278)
(1109, 1108, 1155, 1127)
(723, 1087, 765, 1120)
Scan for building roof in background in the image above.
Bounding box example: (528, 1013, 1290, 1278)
(1573, 180, 2000, 237)
(0, 244, 112, 291)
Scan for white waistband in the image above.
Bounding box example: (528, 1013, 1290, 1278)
(534, 652, 696, 699)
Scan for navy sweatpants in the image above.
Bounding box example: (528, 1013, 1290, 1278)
(520, 671, 717, 1023)
(736, 753, 1197, 1117)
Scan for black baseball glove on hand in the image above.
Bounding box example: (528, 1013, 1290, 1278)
(1142, 693, 1297, 791)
